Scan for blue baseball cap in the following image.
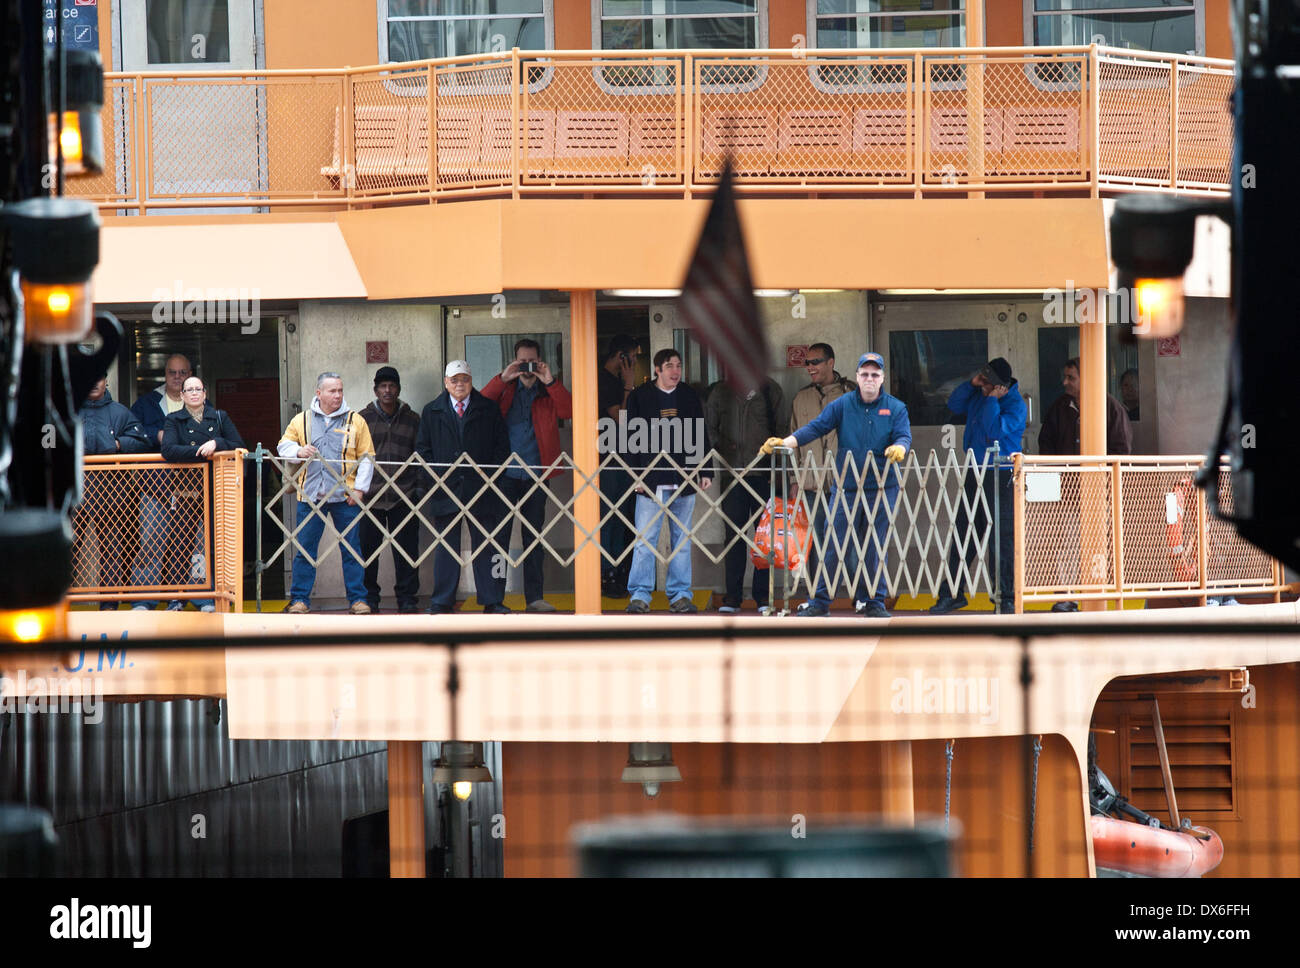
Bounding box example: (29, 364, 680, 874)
(857, 352, 885, 370)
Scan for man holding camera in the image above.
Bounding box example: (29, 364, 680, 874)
(930, 357, 1026, 615)
(482, 339, 573, 613)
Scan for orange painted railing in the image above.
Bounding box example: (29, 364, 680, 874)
(68, 452, 244, 611)
(1016, 455, 1284, 609)
(69, 46, 1232, 213)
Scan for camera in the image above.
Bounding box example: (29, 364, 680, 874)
(521, 360, 539, 373)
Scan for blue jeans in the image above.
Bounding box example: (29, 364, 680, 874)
(131, 491, 174, 610)
(627, 491, 696, 605)
(811, 487, 897, 610)
(289, 500, 368, 607)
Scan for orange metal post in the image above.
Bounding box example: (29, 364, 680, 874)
(882, 740, 916, 825)
(1169, 59, 1180, 189)
(1079, 300, 1108, 610)
(570, 290, 602, 615)
(1089, 46, 1101, 198)
(1014, 453, 1025, 613)
(387, 740, 426, 877)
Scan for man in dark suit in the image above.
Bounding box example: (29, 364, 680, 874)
(415, 360, 511, 614)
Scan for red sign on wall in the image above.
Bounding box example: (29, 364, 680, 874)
(786, 345, 808, 367)
(1156, 336, 1182, 358)
(366, 341, 389, 364)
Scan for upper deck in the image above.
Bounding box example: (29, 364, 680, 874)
(70, 45, 1233, 215)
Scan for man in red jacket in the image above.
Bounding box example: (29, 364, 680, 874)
(481, 338, 573, 612)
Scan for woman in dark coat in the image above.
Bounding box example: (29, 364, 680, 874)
(160, 377, 245, 612)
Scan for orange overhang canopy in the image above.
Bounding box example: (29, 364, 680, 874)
(91, 198, 1109, 303)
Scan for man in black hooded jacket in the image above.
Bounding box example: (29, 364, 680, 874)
(78, 377, 151, 609)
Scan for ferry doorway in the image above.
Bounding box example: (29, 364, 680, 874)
(113, 314, 294, 603)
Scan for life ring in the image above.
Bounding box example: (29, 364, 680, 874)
(1164, 477, 1198, 582)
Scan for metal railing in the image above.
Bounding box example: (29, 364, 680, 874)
(69, 45, 1232, 213)
(248, 445, 1009, 610)
(66, 448, 1282, 612)
(68, 452, 245, 610)
(1017, 455, 1284, 607)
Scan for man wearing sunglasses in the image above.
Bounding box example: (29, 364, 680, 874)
(788, 343, 856, 584)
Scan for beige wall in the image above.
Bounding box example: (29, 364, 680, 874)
(292, 300, 443, 605)
(1153, 297, 1230, 457)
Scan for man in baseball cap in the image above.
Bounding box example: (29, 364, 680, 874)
(359, 365, 423, 613)
(760, 348, 912, 618)
(416, 359, 511, 614)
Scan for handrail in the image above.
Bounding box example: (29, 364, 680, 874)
(1017, 455, 1283, 608)
(71, 45, 1233, 214)
(70, 452, 245, 611)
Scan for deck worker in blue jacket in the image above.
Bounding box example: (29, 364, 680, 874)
(930, 356, 1027, 615)
(760, 352, 911, 618)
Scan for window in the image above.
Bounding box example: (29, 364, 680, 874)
(598, 1, 762, 50)
(465, 333, 566, 393)
(1027, 0, 1200, 54)
(145, 0, 232, 64)
(888, 329, 988, 426)
(811, 0, 965, 51)
(673, 328, 729, 398)
(382, 0, 551, 62)
(595, 1, 766, 90)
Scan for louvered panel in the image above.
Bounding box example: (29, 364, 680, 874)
(1128, 716, 1235, 816)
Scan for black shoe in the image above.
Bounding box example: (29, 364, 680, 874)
(796, 602, 830, 617)
(929, 595, 968, 615)
(1051, 601, 1079, 613)
(602, 580, 629, 599)
(669, 597, 698, 614)
(98, 603, 120, 611)
(625, 599, 650, 614)
(367, 601, 380, 614)
(398, 605, 420, 615)
(483, 603, 512, 615)
(997, 601, 1017, 614)
(858, 601, 891, 619)
(428, 603, 453, 615)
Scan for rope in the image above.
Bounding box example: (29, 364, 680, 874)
(944, 739, 955, 832)
(1029, 735, 1043, 854)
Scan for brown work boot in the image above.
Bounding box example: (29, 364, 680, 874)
(349, 601, 372, 615)
(284, 601, 309, 614)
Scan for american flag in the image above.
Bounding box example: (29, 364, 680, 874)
(677, 160, 769, 396)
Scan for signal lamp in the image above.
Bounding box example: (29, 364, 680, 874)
(4, 198, 100, 345)
(433, 741, 492, 800)
(621, 742, 682, 799)
(47, 50, 104, 176)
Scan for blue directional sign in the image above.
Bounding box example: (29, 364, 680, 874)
(43, 0, 100, 53)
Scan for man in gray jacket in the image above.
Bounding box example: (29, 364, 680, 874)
(706, 376, 787, 614)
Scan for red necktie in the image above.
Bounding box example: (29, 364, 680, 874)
(455, 400, 465, 418)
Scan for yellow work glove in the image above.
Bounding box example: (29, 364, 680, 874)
(884, 444, 907, 464)
(759, 436, 786, 457)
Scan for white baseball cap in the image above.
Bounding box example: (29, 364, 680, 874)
(445, 360, 471, 378)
